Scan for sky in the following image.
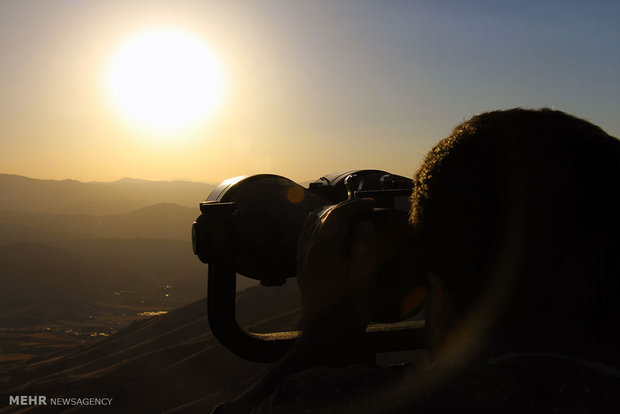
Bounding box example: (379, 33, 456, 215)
(0, 0, 618, 184)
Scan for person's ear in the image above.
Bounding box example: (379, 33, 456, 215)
(427, 272, 457, 350)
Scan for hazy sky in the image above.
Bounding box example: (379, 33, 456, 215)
(1, 0, 618, 183)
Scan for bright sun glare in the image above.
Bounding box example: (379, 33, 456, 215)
(105, 28, 226, 134)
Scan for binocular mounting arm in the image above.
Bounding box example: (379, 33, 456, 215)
(207, 259, 426, 363)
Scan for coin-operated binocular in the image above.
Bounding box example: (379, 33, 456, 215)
(192, 170, 427, 362)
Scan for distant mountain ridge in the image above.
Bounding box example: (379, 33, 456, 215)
(0, 174, 215, 215)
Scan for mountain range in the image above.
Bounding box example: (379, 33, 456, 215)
(0, 174, 258, 373)
(0, 174, 215, 216)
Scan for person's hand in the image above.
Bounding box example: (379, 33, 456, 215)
(296, 198, 379, 336)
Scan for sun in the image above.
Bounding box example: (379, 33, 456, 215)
(104, 28, 226, 134)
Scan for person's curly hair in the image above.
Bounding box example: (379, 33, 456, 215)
(409, 108, 620, 348)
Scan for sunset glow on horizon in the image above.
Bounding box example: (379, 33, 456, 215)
(0, 1, 618, 184)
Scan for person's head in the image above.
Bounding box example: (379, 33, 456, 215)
(409, 108, 620, 358)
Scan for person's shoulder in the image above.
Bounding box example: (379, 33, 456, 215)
(422, 353, 620, 413)
(254, 353, 620, 413)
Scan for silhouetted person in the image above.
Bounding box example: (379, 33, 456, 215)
(215, 109, 620, 413)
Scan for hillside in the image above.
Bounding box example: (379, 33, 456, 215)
(0, 237, 209, 364)
(0, 239, 206, 317)
(0, 202, 199, 242)
(0, 283, 302, 413)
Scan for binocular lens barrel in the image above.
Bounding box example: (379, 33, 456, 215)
(193, 171, 426, 322)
